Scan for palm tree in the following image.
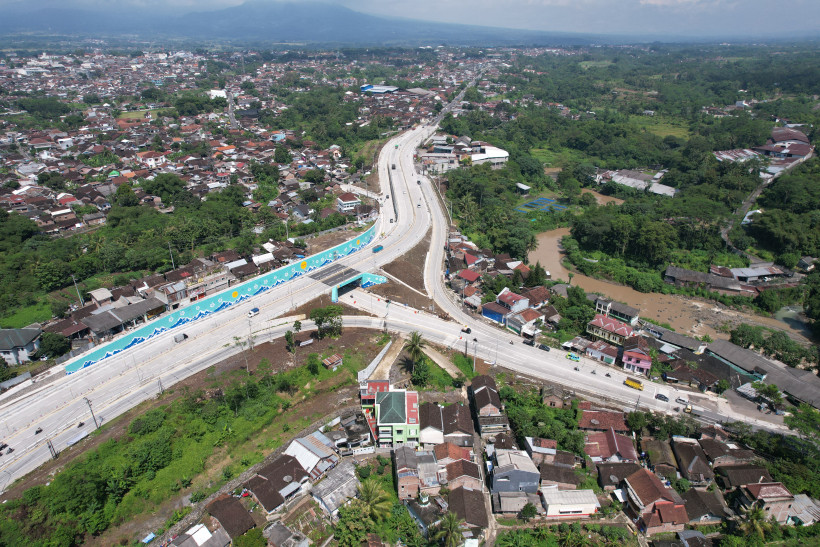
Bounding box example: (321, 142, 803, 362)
(403, 331, 427, 372)
(738, 503, 773, 541)
(496, 530, 529, 547)
(357, 478, 391, 522)
(433, 511, 465, 547)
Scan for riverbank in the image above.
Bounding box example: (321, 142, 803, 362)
(529, 228, 811, 343)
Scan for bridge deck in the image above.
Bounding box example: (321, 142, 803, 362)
(309, 264, 362, 286)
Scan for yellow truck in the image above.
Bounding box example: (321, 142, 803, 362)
(624, 378, 644, 391)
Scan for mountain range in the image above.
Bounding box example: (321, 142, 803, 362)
(0, 0, 611, 46)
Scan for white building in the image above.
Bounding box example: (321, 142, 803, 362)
(0, 328, 42, 366)
(471, 145, 509, 169)
(336, 192, 361, 213)
(541, 489, 600, 519)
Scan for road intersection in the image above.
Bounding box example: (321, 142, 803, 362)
(0, 94, 787, 493)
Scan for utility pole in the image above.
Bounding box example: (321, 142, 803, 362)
(168, 242, 176, 270)
(84, 397, 99, 429)
(47, 439, 58, 460)
(71, 274, 85, 306)
(158, 378, 164, 394)
(473, 339, 478, 372)
(248, 317, 253, 350)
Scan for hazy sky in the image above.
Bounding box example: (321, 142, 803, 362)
(9, 0, 820, 38)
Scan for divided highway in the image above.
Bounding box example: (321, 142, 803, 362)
(0, 92, 786, 492)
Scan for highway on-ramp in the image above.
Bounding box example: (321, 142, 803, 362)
(0, 86, 786, 493)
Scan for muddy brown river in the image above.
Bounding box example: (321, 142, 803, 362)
(529, 228, 811, 342)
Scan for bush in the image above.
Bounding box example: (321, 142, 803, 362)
(190, 490, 207, 503)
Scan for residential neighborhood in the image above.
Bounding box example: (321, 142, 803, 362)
(0, 36, 819, 547)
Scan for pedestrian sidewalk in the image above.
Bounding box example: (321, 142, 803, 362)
(423, 345, 464, 380)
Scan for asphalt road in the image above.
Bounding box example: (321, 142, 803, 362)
(0, 122, 437, 490)
(0, 87, 788, 492)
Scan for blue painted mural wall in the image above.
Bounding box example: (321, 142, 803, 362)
(64, 224, 378, 374)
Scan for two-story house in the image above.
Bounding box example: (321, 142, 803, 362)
(336, 192, 361, 213)
(470, 375, 510, 436)
(737, 482, 794, 524)
(595, 297, 640, 326)
(491, 449, 540, 494)
(393, 446, 420, 500)
(622, 336, 653, 376)
(0, 328, 42, 365)
(360, 381, 420, 447)
(587, 314, 635, 347)
(496, 287, 529, 314)
(623, 468, 688, 536)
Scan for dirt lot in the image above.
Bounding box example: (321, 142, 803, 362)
(304, 226, 366, 255)
(581, 188, 624, 206)
(382, 227, 430, 293)
(371, 227, 452, 318)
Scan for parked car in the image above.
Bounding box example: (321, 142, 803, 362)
(675, 397, 688, 405)
(523, 339, 535, 346)
(655, 393, 669, 402)
(247, 308, 260, 318)
(566, 353, 580, 362)
(537, 344, 551, 352)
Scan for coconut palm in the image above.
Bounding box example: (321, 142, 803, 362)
(403, 331, 427, 371)
(357, 478, 392, 522)
(738, 503, 773, 541)
(496, 530, 530, 547)
(433, 511, 465, 547)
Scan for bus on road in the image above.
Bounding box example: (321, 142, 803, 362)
(624, 378, 644, 391)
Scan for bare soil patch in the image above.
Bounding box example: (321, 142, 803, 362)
(381, 227, 431, 293)
(581, 188, 624, 206)
(304, 226, 362, 255)
(368, 282, 443, 318)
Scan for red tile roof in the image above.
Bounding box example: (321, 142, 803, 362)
(446, 459, 481, 481)
(626, 468, 680, 506)
(498, 290, 526, 307)
(406, 391, 419, 425)
(517, 308, 543, 323)
(458, 269, 481, 282)
(578, 411, 628, 432)
(584, 428, 638, 462)
(589, 314, 634, 338)
(746, 482, 793, 501)
(533, 438, 557, 449)
(434, 442, 471, 463)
